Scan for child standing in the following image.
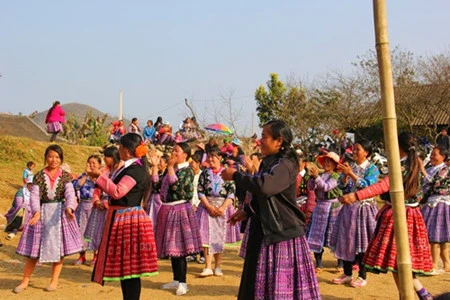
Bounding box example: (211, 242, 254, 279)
(22, 161, 35, 184)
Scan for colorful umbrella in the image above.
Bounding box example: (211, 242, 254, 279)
(204, 123, 233, 135)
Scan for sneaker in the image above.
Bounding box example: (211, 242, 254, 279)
(214, 267, 223, 276)
(350, 277, 367, 288)
(332, 274, 353, 285)
(160, 280, 180, 290)
(6, 233, 16, 240)
(186, 255, 196, 262)
(199, 268, 214, 277)
(429, 269, 445, 276)
(176, 283, 189, 296)
(198, 257, 205, 264)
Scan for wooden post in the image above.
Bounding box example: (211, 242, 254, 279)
(372, 1, 415, 299)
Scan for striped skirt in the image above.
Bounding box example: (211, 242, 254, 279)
(17, 203, 82, 262)
(155, 201, 202, 257)
(330, 201, 378, 261)
(363, 204, 433, 274)
(46, 121, 63, 133)
(254, 236, 321, 300)
(225, 204, 242, 244)
(84, 207, 107, 251)
(421, 201, 450, 243)
(92, 206, 158, 284)
(75, 200, 93, 251)
(307, 199, 342, 253)
(239, 217, 251, 259)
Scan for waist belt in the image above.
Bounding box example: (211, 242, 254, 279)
(427, 195, 450, 208)
(161, 200, 188, 206)
(41, 198, 64, 204)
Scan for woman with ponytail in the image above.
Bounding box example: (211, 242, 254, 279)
(222, 119, 320, 300)
(91, 133, 158, 300)
(340, 132, 433, 300)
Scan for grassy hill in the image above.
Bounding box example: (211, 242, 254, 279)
(0, 136, 102, 214)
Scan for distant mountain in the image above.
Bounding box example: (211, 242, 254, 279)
(32, 103, 129, 130)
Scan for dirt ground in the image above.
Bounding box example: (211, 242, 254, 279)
(0, 232, 449, 300)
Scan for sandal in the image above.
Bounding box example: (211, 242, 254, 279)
(315, 268, 323, 274)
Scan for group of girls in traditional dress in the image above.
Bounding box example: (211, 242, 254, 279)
(11, 123, 450, 300)
(338, 132, 435, 299)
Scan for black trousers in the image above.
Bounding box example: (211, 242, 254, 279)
(171, 256, 187, 283)
(343, 253, 367, 279)
(120, 278, 141, 300)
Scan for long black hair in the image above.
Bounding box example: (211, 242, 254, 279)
(119, 133, 151, 201)
(398, 132, 421, 199)
(103, 146, 121, 166)
(264, 120, 299, 169)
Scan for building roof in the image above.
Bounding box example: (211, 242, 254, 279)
(356, 84, 450, 127)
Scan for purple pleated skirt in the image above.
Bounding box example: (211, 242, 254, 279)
(47, 122, 63, 133)
(330, 201, 378, 261)
(17, 204, 82, 260)
(75, 200, 93, 251)
(307, 199, 342, 253)
(421, 202, 450, 243)
(84, 207, 107, 251)
(225, 204, 242, 244)
(155, 201, 202, 257)
(239, 217, 251, 259)
(254, 235, 321, 300)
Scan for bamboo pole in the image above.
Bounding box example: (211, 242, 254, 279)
(372, 1, 415, 299)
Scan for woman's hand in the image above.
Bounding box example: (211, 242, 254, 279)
(206, 205, 218, 217)
(309, 165, 319, 178)
(29, 212, 41, 226)
(337, 162, 352, 175)
(216, 206, 226, 217)
(339, 193, 357, 205)
(65, 208, 75, 219)
(149, 150, 160, 166)
(89, 168, 102, 179)
(221, 167, 237, 181)
(228, 209, 247, 225)
(94, 201, 105, 209)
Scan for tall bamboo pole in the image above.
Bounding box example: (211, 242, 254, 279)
(372, 1, 414, 299)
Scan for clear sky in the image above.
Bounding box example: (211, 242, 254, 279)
(1, 0, 449, 136)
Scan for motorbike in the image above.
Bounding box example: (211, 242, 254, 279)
(371, 147, 389, 175)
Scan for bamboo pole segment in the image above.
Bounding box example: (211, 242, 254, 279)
(372, 1, 415, 299)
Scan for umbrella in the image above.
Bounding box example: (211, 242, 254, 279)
(204, 123, 233, 135)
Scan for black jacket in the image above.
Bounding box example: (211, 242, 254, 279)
(233, 154, 305, 244)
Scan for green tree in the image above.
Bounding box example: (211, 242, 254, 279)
(255, 73, 286, 126)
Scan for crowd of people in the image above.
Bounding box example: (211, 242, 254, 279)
(3, 120, 450, 300)
(109, 116, 203, 146)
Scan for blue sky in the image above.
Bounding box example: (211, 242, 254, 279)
(1, 0, 449, 136)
